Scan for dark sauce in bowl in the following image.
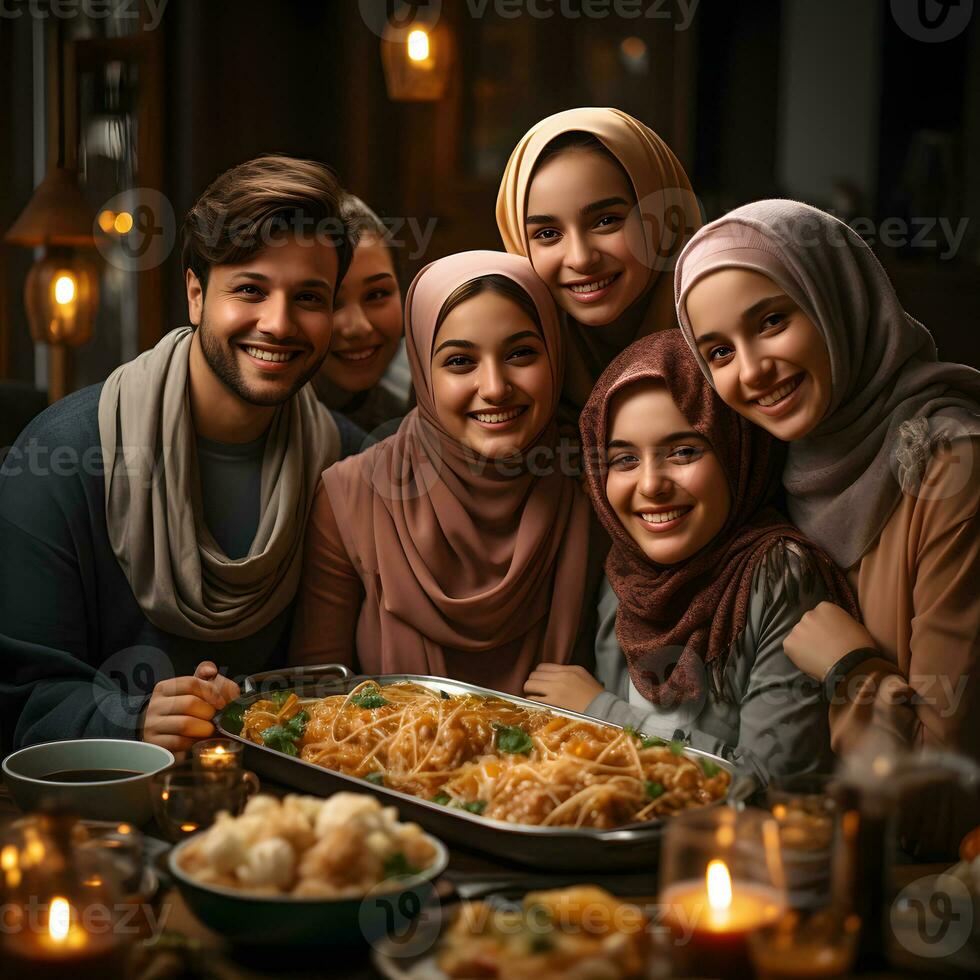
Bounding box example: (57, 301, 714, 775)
(41, 769, 144, 783)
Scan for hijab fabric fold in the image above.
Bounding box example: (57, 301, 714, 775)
(580, 330, 858, 707)
(674, 200, 980, 568)
(98, 327, 341, 640)
(496, 107, 701, 412)
(322, 251, 592, 691)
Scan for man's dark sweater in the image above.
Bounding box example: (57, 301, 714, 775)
(0, 383, 365, 752)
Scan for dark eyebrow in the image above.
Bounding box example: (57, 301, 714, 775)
(363, 272, 395, 285)
(525, 196, 631, 227)
(432, 330, 541, 358)
(695, 295, 790, 345)
(607, 431, 706, 449)
(606, 439, 636, 450)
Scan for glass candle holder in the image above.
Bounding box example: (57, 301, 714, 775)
(0, 811, 132, 979)
(659, 807, 787, 979)
(191, 738, 244, 774)
(749, 908, 861, 979)
(150, 761, 259, 842)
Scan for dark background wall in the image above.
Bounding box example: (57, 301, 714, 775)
(2, 0, 979, 399)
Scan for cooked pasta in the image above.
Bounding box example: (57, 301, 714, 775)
(241, 681, 730, 829)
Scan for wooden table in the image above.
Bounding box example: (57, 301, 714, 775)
(0, 776, 958, 979)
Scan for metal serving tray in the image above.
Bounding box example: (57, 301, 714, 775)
(217, 664, 747, 873)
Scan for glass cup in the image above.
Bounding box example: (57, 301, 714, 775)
(191, 738, 244, 774)
(150, 761, 259, 842)
(749, 908, 861, 979)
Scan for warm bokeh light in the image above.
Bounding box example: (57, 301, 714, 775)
(48, 896, 70, 942)
(180, 823, 199, 833)
(97, 210, 116, 233)
(620, 36, 647, 59)
(407, 29, 430, 62)
(54, 274, 76, 306)
(706, 859, 733, 912)
(113, 211, 134, 234)
(0, 845, 17, 871)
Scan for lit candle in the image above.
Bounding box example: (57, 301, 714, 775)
(661, 859, 785, 979)
(192, 738, 242, 772)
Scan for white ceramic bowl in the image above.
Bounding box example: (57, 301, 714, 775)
(2, 738, 175, 825)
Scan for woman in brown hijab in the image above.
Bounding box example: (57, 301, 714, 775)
(525, 330, 857, 786)
(290, 251, 599, 694)
(496, 108, 701, 421)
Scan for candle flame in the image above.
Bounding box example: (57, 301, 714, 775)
(54, 274, 76, 306)
(706, 859, 732, 912)
(214, 746, 226, 755)
(49, 897, 70, 942)
(407, 29, 430, 62)
(117, 823, 132, 835)
(180, 823, 199, 833)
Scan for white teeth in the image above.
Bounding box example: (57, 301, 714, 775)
(569, 274, 616, 294)
(640, 508, 689, 524)
(473, 407, 525, 424)
(756, 376, 801, 407)
(244, 346, 296, 363)
(337, 348, 377, 362)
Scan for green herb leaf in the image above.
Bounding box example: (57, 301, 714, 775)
(492, 722, 533, 755)
(431, 793, 451, 805)
(646, 780, 665, 799)
(700, 759, 720, 777)
(623, 725, 640, 739)
(349, 689, 390, 710)
(259, 709, 307, 756)
(364, 771, 385, 786)
(383, 852, 421, 879)
(222, 702, 245, 734)
(269, 690, 292, 709)
(669, 740, 685, 755)
(461, 800, 486, 815)
(641, 736, 666, 748)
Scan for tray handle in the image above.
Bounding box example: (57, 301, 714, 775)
(242, 663, 354, 696)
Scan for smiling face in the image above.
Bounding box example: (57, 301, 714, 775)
(186, 236, 338, 407)
(684, 268, 832, 441)
(605, 381, 731, 565)
(430, 290, 554, 459)
(525, 148, 649, 326)
(320, 235, 403, 394)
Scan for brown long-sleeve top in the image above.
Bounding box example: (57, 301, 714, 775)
(288, 480, 604, 694)
(831, 436, 980, 759)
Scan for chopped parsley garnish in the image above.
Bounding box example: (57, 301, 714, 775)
(431, 792, 451, 805)
(700, 759, 721, 777)
(669, 740, 685, 755)
(269, 690, 292, 709)
(383, 852, 421, 879)
(492, 722, 533, 755)
(623, 725, 640, 739)
(642, 736, 667, 748)
(260, 710, 307, 756)
(364, 771, 385, 786)
(646, 780, 665, 799)
(348, 688, 390, 710)
(461, 800, 487, 815)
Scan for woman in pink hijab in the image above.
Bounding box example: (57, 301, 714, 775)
(289, 251, 601, 694)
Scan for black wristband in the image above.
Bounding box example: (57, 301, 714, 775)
(823, 647, 880, 703)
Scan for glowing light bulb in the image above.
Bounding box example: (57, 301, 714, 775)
(407, 29, 430, 62)
(98, 210, 116, 233)
(113, 211, 133, 234)
(48, 897, 70, 942)
(54, 274, 76, 306)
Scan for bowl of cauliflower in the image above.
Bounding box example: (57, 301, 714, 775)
(168, 791, 448, 946)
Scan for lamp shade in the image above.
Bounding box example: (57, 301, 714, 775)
(24, 248, 100, 348)
(4, 169, 98, 248)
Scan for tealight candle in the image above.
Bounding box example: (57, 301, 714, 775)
(192, 738, 242, 772)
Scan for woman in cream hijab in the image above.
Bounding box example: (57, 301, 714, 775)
(496, 107, 701, 419)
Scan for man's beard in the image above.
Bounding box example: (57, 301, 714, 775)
(198, 315, 327, 407)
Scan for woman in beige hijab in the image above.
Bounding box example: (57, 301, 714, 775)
(290, 251, 600, 695)
(496, 108, 701, 420)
